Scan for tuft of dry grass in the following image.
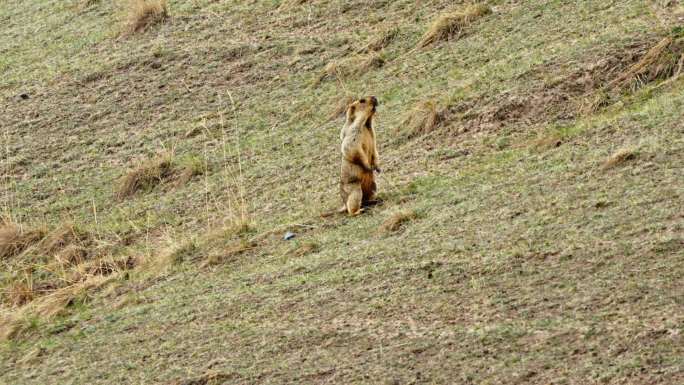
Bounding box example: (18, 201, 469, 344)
(53, 244, 89, 268)
(0, 222, 44, 260)
(201, 240, 256, 268)
(5, 282, 35, 307)
(124, 0, 169, 35)
(403, 100, 449, 137)
(610, 36, 684, 90)
(116, 152, 174, 199)
(153, 220, 257, 269)
(378, 210, 417, 234)
(0, 220, 138, 327)
(0, 275, 118, 341)
(418, 4, 492, 48)
(359, 27, 400, 53)
(602, 148, 638, 170)
(316, 53, 385, 85)
(78, 255, 136, 277)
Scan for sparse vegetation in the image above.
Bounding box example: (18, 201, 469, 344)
(1, 0, 683, 383)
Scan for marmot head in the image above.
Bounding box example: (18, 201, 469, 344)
(346, 96, 378, 127)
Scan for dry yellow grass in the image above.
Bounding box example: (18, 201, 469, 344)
(201, 240, 256, 267)
(602, 148, 638, 169)
(116, 152, 174, 199)
(610, 36, 684, 90)
(40, 223, 89, 254)
(5, 282, 35, 307)
(360, 27, 400, 53)
(53, 244, 90, 269)
(125, 0, 168, 35)
(403, 100, 448, 137)
(316, 53, 385, 85)
(378, 210, 417, 234)
(0, 275, 117, 341)
(418, 4, 492, 48)
(0, 222, 44, 260)
(0, 221, 137, 318)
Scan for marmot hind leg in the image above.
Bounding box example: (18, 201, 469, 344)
(361, 173, 377, 204)
(345, 183, 364, 216)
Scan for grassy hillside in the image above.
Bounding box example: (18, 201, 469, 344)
(1, 0, 683, 384)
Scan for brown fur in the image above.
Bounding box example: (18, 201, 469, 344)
(338, 96, 381, 216)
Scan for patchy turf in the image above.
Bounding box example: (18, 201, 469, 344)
(1, 0, 683, 384)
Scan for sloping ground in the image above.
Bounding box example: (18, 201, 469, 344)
(1, 0, 683, 384)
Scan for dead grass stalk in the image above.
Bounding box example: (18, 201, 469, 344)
(610, 36, 684, 90)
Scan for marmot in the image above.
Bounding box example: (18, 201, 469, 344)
(338, 96, 381, 216)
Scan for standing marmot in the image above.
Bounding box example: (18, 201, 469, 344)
(339, 96, 381, 216)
